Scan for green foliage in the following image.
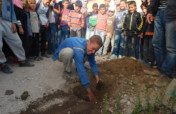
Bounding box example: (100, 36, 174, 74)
(103, 93, 108, 114)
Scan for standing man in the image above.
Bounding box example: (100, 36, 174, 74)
(52, 35, 103, 101)
(0, 0, 34, 74)
(147, 0, 176, 78)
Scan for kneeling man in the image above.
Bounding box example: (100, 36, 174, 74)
(52, 35, 102, 101)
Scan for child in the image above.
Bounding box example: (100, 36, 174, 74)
(122, 1, 143, 58)
(140, 3, 154, 67)
(85, 3, 98, 39)
(109, 0, 128, 59)
(28, 0, 43, 61)
(68, 0, 84, 37)
(36, 0, 50, 58)
(95, 4, 108, 55)
(59, 0, 70, 41)
(102, 6, 115, 55)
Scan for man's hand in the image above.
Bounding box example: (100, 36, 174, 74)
(45, 22, 49, 28)
(58, 25, 60, 29)
(140, 33, 143, 38)
(109, 34, 112, 39)
(87, 88, 97, 102)
(95, 75, 100, 83)
(39, 19, 42, 26)
(123, 31, 126, 36)
(19, 26, 24, 35)
(146, 13, 154, 24)
(11, 23, 17, 33)
(91, 27, 94, 31)
(134, 32, 138, 35)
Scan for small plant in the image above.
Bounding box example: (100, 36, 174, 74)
(169, 85, 176, 112)
(116, 93, 122, 114)
(144, 86, 154, 114)
(132, 82, 144, 114)
(103, 93, 108, 114)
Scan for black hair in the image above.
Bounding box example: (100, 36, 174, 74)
(92, 3, 98, 8)
(141, 2, 148, 9)
(128, 1, 136, 6)
(99, 4, 106, 9)
(89, 35, 103, 47)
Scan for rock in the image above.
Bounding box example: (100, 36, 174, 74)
(127, 101, 131, 105)
(120, 99, 127, 104)
(21, 91, 29, 100)
(143, 70, 160, 76)
(162, 79, 176, 107)
(5, 90, 14, 95)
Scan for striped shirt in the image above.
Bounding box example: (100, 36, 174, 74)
(95, 13, 108, 31)
(158, 0, 167, 9)
(60, 9, 70, 26)
(68, 10, 85, 29)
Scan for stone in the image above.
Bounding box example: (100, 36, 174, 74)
(5, 90, 14, 95)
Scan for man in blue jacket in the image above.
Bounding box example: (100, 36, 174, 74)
(53, 35, 102, 101)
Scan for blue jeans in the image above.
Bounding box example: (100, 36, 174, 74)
(161, 19, 176, 77)
(112, 30, 124, 56)
(48, 23, 57, 53)
(135, 36, 140, 59)
(57, 26, 69, 46)
(152, 9, 167, 70)
(95, 29, 106, 54)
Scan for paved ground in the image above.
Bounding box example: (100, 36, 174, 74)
(0, 58, 66, 114)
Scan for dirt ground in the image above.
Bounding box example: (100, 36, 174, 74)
(17, 57, 172, 114)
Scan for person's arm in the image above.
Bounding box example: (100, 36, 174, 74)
(137, 13, 143, 33)
(74, 50, 97, 101)
(122, 15, 127, 35)
(147, 0, 157, 24)
(81, 13, 85, 28)
(68, 11, 71, 29)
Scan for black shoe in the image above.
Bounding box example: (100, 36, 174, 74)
(19, 61, 35, 67)
(1, 65, 13, 74)
(41, 54, 50, 58)
(34, 56, 43, 61)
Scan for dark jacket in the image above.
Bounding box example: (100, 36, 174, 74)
(122, 11, 143, 36)
(167, 0, 176, 20)
(148, 0, 160, 16)
(142, 14, 154, 36)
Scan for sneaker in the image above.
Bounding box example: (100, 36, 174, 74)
(118, 55, 123, 59)
(34, 56, 43, 61)
(108, 54, 118, 59)
(139, 59, 147, 64)
(0, 64, 13, 74)
(19, 61, 35, 67)
(41, 54, 50, 58)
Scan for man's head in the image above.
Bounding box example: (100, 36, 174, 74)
(99, 4, 106, 15)
(87, 35, 103, 55)
(104, 0, 111, 7)
(141, 3, 148, 15)
(43, 0, 50, 6)
(120, 0, 126, 10)
(92, 3, 98, 13)
(108, 6, 115, 17)
(62, 0, 69, 9)
(75, 0, 82, 12)
(128, 1, 137, 13)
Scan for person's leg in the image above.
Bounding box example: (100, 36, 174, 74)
(50, 23, 57, 52)
(103, 33, 111, 55)
(131, 35, 137, 58)
(135, 36, 140, 59)
(98, 30, 105, 54)
(0, 22, 6, 64)
(111, 35, 115, 53)
(143, 36, 149, 63)
(123, 36, 129, 57)
(119, 31, 125, 56)
(148, 36, 155, 65)
(161, 20, 176, 77)
(41, 26, 49, 57)
(76, 29, 82, 37)
(112, 30, 120, 56)
(59, 48, 74, 73)
(62, 26, 69, 40)
(70, 29, 76, 37)
(152, 9, 167, 71)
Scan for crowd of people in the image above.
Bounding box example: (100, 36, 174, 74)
(0, 0, 176, 79)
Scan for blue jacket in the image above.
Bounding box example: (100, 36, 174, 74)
(1, 0, 21, 25)
(52, 37, 99, 88)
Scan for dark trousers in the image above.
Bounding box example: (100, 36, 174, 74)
(124, 35, 137, 57)
(70, 29, 81, 37)
(40, 25, 48, 55)
(143, 35, 155, 64)
(31, 33, 39, 57)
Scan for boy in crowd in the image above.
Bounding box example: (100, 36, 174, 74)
(85, 3, 98, 39)
(0, 0, 34, 74)
(140, 3, 155, 67)
(58, 0, 70, 44)
(95, 4, 108, 55)
(48, 0, 60, 53)
(102, 6, 115, 55)
(109, 0, 127, 59)
(27, 0, 43, 61)
(122, 1, 143, 58)
(52, 35, 103, 102)
(36, 0, 50, 58)
(68, 0, 84, 37)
